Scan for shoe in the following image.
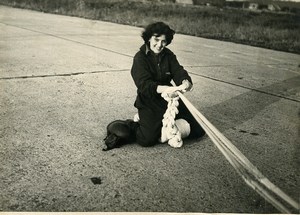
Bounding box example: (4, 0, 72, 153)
(103, 119, 138, 151)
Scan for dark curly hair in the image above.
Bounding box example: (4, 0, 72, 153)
(141, 22, 175, 46)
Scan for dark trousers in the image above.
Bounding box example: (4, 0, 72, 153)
(135, 100, 205, 147)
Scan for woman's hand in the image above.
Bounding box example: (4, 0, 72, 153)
(157, 80, 192, 98)
(157, 85, 179, 94)
(180, 79, 193, 92)
(162, 87, 179, 98)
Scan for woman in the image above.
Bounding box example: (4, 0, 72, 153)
(130, 22, 205, 147)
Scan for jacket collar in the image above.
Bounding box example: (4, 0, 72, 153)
(145, 44, 151, 55)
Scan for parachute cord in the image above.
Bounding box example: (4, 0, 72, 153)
(175, 89, 299, 213)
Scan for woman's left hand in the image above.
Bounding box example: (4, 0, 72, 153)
(180, 80, 193, 92)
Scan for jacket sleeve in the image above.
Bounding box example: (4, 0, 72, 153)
(131, 54, 159, 98)
(169, 53, 193, 86)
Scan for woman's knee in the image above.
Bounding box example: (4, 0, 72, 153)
(137, 139, 157, 147)
(189, 123, 206, 139)
(136, 128, 159, 147)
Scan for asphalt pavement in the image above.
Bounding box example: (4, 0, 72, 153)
(0, 5, 299, 213)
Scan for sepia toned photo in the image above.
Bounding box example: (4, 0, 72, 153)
(0, 0, 299, 214)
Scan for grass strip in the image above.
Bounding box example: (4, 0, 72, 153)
(0, 0, 299, 54)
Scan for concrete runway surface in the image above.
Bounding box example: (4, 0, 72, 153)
(0, 5, 299, 213)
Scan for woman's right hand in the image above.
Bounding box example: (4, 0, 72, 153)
(162, 87, 179, 98)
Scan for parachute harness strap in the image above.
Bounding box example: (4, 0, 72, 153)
(160, 92, 183, 148)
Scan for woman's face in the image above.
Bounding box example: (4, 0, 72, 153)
(149, 34, 167, 55)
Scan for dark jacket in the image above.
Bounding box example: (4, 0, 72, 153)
(131, 44, 192, 111)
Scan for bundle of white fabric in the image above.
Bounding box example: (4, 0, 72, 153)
(160, 91, 190, 148)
